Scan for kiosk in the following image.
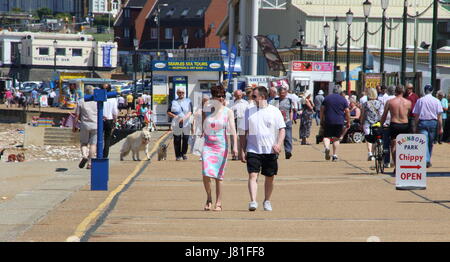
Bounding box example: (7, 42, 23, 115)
(287, 61, 334, 97)
(151, 60, 224, 126)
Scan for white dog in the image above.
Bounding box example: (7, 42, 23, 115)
(120, 130, 152, 161)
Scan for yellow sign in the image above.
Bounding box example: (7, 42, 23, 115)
(365, 77, 381, 89)
(153, 94, 168, 105)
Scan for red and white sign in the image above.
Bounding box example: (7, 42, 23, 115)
(395, 134, 427, 190)
(291, 61, 334, 72)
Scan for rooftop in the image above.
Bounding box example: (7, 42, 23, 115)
(291, 0, 450, 19)
(148, 0, 212, 21)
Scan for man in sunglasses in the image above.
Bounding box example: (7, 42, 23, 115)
(240, 86, 286, 211)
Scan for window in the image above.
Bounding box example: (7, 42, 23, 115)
(124, 27, 130, 38)
(181, 8, 190, 17)
(39, 47, 49, 55)
(196, 8, 204, 17)
(165, 28, 173, 39)
(72, 48, 82, 56)
(151, 28, 158, 39)
(27, 47, 30, 57)
(124, 8, 131, 18)
(195, 28, 204, 39)
(166, 8, 175, 17)
(56, 48, 66, 56)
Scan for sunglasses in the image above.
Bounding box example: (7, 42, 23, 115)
(214, 95, 225, 99)
(252, 95, 258, 99)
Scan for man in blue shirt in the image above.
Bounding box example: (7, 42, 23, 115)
(31, 89, 39, 108)
(320, 86, 350, 162)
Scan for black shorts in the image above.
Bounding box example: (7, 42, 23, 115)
(246, 152, 278, 177)
(324, 124, 343, 138)
(389, 122, 410, 140)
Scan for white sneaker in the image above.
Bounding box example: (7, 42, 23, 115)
(263, 200, 272, 211)
(248, 201, 258, 211)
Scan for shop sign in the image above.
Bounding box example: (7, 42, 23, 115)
(152, 61, 224, 71)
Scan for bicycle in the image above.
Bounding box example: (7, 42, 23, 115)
(370, 122, 384, 174)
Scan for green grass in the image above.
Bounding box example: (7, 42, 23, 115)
(88, 33, 114, 42)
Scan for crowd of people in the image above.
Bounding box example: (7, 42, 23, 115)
(320, 83, 447, 169)
(0, 88, 57, 109)
(165, 81, 448, 212)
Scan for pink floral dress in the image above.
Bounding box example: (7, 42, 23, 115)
(202, 107, 230, 180)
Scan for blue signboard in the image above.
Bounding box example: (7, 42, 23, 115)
(152, 61, 224, 71)
(102, 45, 113, 67)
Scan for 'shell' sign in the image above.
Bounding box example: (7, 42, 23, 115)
(395, 134, 427, 190)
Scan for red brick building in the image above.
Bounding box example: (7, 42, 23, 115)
(114, 0, 226, 51)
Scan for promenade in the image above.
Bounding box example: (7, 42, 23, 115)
(4, 124, 450, 242)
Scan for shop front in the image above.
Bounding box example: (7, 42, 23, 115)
(151, 60, 224, 125)
(287, 61, 334, 97)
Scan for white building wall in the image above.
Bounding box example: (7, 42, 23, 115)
(20, 39, 117, 68)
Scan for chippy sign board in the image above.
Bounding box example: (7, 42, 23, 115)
(395, 134, 427, 190)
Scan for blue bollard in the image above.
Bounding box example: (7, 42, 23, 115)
(85, 90, 118, 191)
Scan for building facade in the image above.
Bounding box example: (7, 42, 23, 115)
(217, 0, 450, 75)
(0, 31, 117, 81)
(114, 0, 226, 51)
(1, 0, 122, 18)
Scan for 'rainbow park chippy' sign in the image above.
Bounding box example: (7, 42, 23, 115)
(395, 134, 427, 190)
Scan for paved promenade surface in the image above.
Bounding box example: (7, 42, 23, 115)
(5, 124, 450, 242)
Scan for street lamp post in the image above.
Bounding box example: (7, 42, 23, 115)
(401, 0, 408, 86)
(346, 9, 353, 94)
(53, 40, 57, 72)
(133, 38, 139, 98)
(431, 0, 438, 91)
(323, 22, 330, 62)
(298, 27, 305, 60)
(156, 3, 168, 58)
(333, 17, 339, 84)
(362, 0, 372, 73)
(183, 33, 189, 61)
(380, 0, 389, 87)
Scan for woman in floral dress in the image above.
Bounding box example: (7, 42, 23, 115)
(201, 85, 238, 211)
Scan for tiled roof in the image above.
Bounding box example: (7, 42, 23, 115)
(126, 0, 148, 8)
(148, 0, 212, 20)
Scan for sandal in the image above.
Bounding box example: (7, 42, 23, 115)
(204, 200, 212, 211)
(213, 204, 222, 212)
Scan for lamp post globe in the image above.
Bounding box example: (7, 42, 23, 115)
(362, 0, 372, 73)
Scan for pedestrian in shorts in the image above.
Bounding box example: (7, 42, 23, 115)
(240, 86, 286, 211)
(320, 86, 350, 162)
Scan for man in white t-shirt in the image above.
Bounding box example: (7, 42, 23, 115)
(240, 86, 286, 212)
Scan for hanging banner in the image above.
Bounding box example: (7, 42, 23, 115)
(220, 41, 228, 59)
(227, 44, 238, 90)
(254, 35, 286, 73)
(395, 134, 427, 190)
(102, 45, 113, 67)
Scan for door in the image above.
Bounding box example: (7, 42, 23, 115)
(313, 81, 329, 97)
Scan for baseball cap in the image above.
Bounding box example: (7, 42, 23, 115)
(424, 84, 433, 93)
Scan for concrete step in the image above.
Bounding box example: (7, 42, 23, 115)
(43, 127, 79, 146)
